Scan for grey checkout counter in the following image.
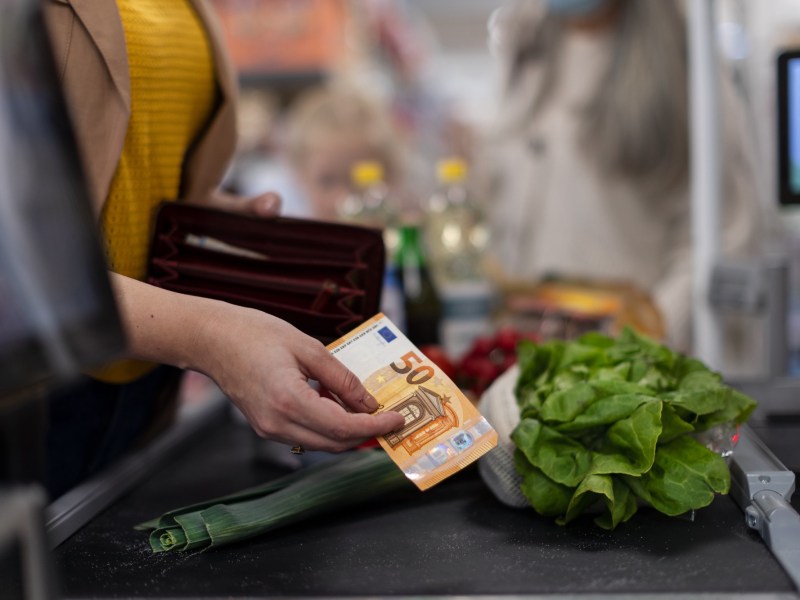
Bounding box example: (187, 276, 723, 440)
(35, 381, 800, 600)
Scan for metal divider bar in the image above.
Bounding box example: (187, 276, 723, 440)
(45, 393, 229, 549)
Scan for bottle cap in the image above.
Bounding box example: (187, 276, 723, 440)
(351, 161, 384, 188)
(437, 158, 467, 184)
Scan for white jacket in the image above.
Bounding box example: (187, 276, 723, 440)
(479, 11, 765, 372)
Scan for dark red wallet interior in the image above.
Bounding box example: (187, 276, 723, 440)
(147, 203, 385, 344)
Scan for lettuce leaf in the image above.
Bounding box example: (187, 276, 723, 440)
(511, 327, 756, 529)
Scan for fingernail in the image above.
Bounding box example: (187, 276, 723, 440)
(262, 193, 281, 213)
(361, 394, 379, 413)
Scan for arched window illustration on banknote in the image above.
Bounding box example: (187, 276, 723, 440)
(384, 386, 459, 454)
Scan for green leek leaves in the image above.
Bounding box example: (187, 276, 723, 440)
(136, 450, 412, 553)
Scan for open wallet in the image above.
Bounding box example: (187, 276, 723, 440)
(147, 202, 385, 344)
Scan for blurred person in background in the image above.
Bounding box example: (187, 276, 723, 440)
(479, 0, 770, 370)
(42, 1, 402, 498)
(282, 82, 408, 220)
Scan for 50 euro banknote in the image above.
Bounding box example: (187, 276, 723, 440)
(328, 313, 498, 490)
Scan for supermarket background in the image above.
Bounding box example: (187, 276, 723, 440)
(214, 0, 800, 205)
(200, 0, 800, 379)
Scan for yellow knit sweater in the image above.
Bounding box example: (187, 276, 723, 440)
(94, 0, 215, 383)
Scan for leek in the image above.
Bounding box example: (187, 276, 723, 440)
(136, 449, 412, 553)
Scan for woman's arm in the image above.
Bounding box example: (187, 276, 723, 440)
(109, 272, 404, 451)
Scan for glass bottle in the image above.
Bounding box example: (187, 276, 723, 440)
(423, 157, 495, 359)
(339, 162, 394, 234)
(395, 219, 442, 346)
(337, 161, 404, 329)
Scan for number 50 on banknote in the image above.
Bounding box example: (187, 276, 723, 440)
(328, 313, 498, 490)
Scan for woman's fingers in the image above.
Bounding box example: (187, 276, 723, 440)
(251, 378, 404, 452)
(265, 411, 398, 454)
(205, 189, 282, 216)
(293, 378, 404, 448)
(243, 192, 281, 217)
(300, 344, 381, 414)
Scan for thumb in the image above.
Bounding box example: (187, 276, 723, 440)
(311, 352, 380, 414)
(245, 192, 281, 217)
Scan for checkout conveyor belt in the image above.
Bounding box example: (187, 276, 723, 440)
(48, 402, 800, 600)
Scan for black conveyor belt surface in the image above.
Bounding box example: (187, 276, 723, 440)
(54, 415, 798, 598)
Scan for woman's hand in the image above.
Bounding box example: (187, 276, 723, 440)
(111, 275, 404, 451)
(198, 305, 405, 451)
(202, 189, 282, 218)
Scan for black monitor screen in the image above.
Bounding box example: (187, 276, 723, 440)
(778, 49, 800, 205)
(0, 0, 125, 395)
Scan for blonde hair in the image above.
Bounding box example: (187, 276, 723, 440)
(285, 84, 404, 183)
(505, 0, 689, 193)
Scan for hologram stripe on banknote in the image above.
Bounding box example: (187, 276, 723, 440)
(328, 313, 498, 491)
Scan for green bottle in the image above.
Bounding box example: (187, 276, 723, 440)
(395, 220, 442, 346)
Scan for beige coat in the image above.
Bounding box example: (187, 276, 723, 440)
(42, 0, 238, 216)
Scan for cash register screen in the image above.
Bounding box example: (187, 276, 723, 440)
(778, 49, 800, 205)
(0, 0, 124, 395)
